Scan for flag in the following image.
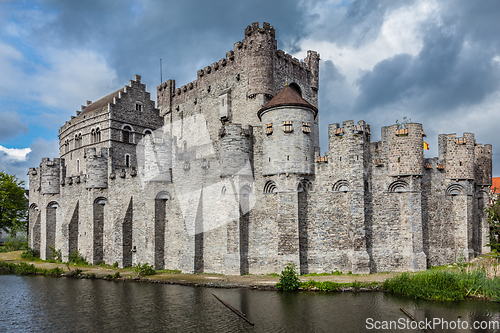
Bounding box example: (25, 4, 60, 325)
(423, 141, 429, 150)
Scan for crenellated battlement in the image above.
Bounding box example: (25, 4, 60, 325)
(244, 21, 275, 38)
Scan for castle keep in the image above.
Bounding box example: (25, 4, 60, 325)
(28, 22, 492, 275)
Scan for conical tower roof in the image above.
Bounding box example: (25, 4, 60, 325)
(257, 85, 318, 120)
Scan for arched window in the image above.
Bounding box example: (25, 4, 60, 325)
(264, 180, 277, 194)
(96, 127, 101, 142)
(125, 154, 130, 168)
(123, 126, 132, 143)
(74, 134, 78, 149)
(144, 129, 152, 135)
(91, 129, 96, 144)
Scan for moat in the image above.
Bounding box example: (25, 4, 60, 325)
(1, 273, 499, 332)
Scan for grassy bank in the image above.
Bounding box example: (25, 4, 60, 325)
(383, 258, 500, 301)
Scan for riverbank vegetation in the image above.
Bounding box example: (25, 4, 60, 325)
(276, 263, 380, 292)
(383, 257, 500, 301)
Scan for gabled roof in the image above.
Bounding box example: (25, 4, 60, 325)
(79, 87, 124, 117)
(257, 85, 318, 120)
(492, 177, 500, 193)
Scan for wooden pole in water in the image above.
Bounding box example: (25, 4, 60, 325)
(400, 308, 432, 333)
(212, 293, 255, 326)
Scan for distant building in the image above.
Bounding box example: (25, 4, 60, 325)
(28, 22, 492, 275)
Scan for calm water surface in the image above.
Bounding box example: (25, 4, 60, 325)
(0, 273, 499, 332)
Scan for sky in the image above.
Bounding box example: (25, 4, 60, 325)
(1, 0, 499, 186)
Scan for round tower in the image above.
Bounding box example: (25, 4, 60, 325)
(219, 124, 253, 177)
(258, 85, 317, 176)
(40, 158, 61, 194)
(383, 123, 424, 176)
(244, 22, 276, 98)
(85, 147, 108, 189)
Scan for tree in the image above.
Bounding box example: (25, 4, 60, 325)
(0, 171, 28, 235)
(486, 189, 500, 254)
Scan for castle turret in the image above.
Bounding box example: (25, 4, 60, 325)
(383, 123, 424, 176)
(40, 158, 61, 194)
(157, 79, 175, 117)
(439, 133, 475, 180)
(475, 144, 492, 186)
(244, 22, 276, 99)
(258, 85, 317, 176)
(219, 124, 253, 177)
(305, 50, 320, 92)
(85, 147, 108, 188)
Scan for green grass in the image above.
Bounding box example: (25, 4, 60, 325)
(383, 269, 500, 301)
(302, 270, 345, 277)
(0, 261, 64, 276)
(156, 269, 182, 274)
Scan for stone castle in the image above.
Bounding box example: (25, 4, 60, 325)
(28, 22, 492, 275)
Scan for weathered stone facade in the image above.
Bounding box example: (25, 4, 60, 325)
(28, 22, 492, 275)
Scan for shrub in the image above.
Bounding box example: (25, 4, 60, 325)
(4, 235, 27, 251)
(134, 263, 156, 276)
(113, 272, 121, 279)
(278, 263, 300, 291)
(48, 267, 64, 276)
(14, 262, 38, 275)
(21, 247, 40, 259)
(112, 262, 119, 268)
(68, 250, 88, 265)
(48, 246, 62, 262)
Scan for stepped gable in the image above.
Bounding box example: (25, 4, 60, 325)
(79, 87, 124, 116)
(257, 85, 318, 120)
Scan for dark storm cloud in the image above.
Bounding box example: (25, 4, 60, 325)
(28, 0, 309, 87)
(353, 4, 500, 115)
(306, 0, 417, 47)
(0, 111, 28, 141)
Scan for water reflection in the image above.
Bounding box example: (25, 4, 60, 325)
(0, 273, 498, 332)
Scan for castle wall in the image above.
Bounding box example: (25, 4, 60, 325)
(27, 23, 492, 276)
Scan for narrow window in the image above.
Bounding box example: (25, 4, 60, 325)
(266, 123, 273, 135)
(77, 159, 80, 174)
(136, 103, 142, 111)
(91, 129, 96, 143)
(123, 126, 132, 143)
(302, 122, 311, 133)
(125, 155, 130, 168)
(96, 128, 101, 142)
(287, 155, 289, 161)
(269, 157, 271, 162)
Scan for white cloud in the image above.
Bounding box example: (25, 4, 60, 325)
(0, 138, 59, 185)
(297, 0, 438, 87)
(32, 48, 119, 111)
(0, 146, 31, 161)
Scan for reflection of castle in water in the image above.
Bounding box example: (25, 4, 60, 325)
(28, 22, 492, 275)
